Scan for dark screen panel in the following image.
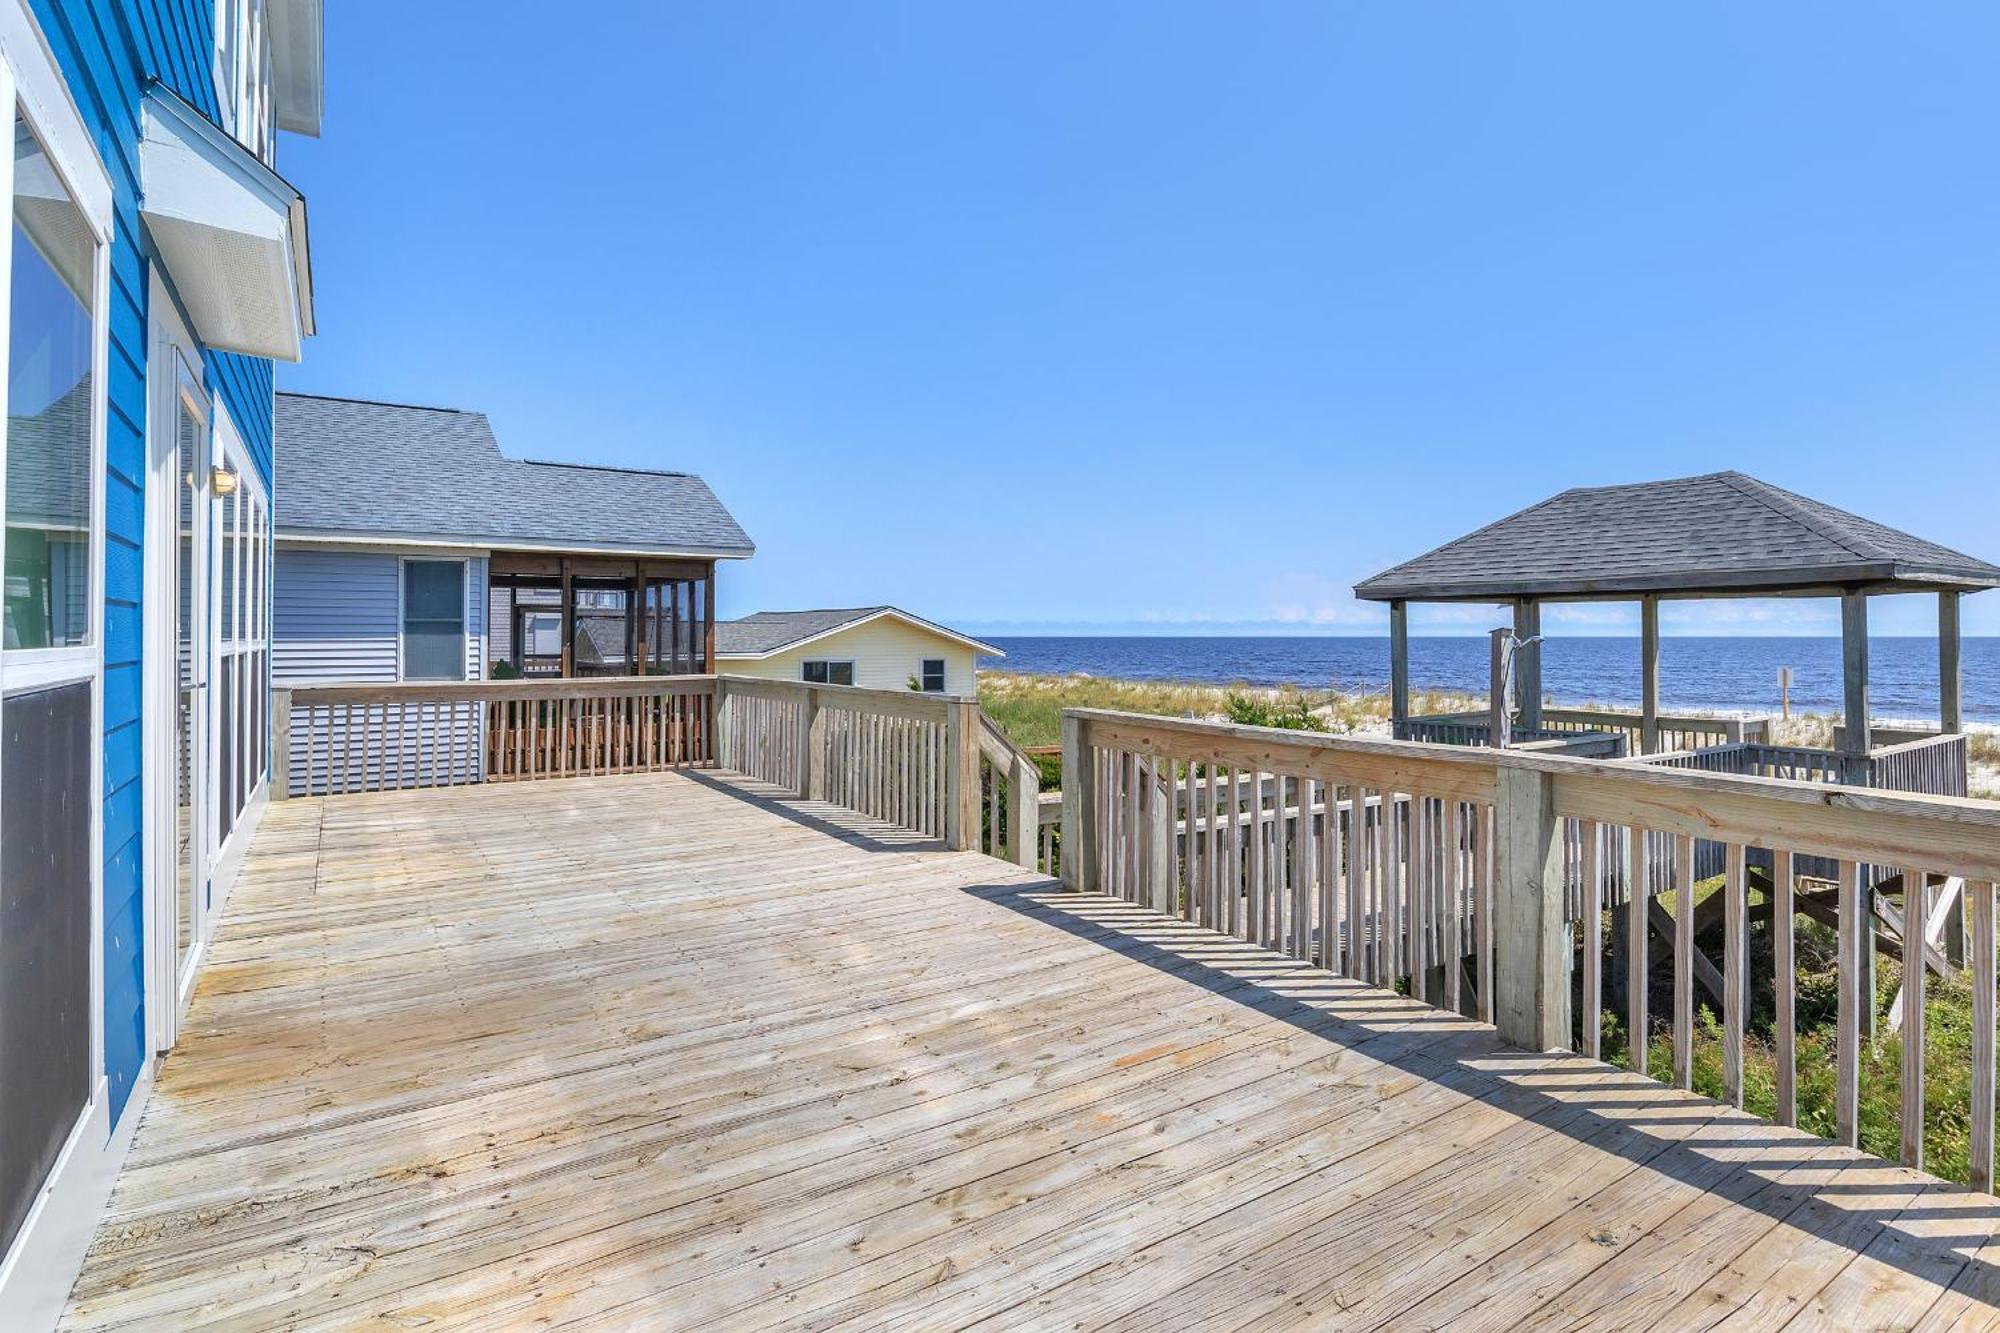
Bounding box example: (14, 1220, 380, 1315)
(1, 679, 93, 1256)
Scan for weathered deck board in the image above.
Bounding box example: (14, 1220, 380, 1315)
(58, 771, 2000, 1331)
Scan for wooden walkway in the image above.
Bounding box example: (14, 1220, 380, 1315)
(60, 771, 2000, 1331)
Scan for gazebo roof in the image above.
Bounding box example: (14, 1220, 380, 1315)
(1354, 470, 2000, 603)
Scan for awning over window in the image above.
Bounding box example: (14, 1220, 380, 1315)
(139, 88, 314, 362)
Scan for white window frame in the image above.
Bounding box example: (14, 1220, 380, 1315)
(918, 658, 946, 693)
(209, 401, 267, 871)
(398, 556, 470, 682)
(801, 659, 855, 687)
(0, 5, 119, 1322)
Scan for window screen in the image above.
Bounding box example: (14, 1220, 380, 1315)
(403, 561, 466, 681)
(919, 659, 946, 692)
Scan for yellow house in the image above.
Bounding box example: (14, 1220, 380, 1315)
(714, 606, 1002, 697)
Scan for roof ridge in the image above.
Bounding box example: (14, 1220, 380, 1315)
(277, 389, 478, 416)
(1712, 472, 1889, 564)
(518, 458, 695, 480)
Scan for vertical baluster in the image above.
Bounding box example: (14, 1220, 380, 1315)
(1291, 775, 1312, 960)
(1972, 880, 1995, 1193)
(1581, 819, 1603, 1058)
(1346, 789, 1368, 980)
(1628, 828, 1649, 1076)
(1444, 799, 1463, 1014)
(1319, 779, 1340, 970)
(1137, 754, 1156, 909)
(1476, 803, 1494, 1024)
(1245, 771, 1265, 942)
(1902, 867, 1928, 1169)
(1723, 842, 1747, 1107)
(1674, 833, 1696, 1089)
(1182, 758, 1198, 924)
(1837, 858, 1862, 1147)
(1369, 790, 1393, 988)
(1774, 849, 1797, 1127)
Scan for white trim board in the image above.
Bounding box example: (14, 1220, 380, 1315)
(716, 608, 1005, 660)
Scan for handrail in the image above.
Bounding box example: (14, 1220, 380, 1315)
(276, 675, 719, 798)
(1059, 703, 2000, 1186)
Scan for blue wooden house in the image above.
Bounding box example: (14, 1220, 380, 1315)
(0, 1, 320, 1323)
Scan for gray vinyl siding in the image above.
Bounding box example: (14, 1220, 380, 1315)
(274, 545, 489, 792)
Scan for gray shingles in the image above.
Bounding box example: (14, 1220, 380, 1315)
(1353, 471, 2000, 602)
(273, 393, 754, 557)
(714, 608, 894, 656)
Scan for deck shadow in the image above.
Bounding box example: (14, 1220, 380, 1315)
(953, 873, 2000, 1315)
(683, 768, 951, 855)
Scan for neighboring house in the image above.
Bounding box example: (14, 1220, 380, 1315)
(715, 607, 1002, 697)
(0, 1, 323, 1324)
(270, 392, 754, 790)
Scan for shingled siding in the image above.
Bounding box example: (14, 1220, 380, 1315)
(274, 547, 489, 792)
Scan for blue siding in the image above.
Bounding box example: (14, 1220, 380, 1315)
(26, 0, 279, 1123)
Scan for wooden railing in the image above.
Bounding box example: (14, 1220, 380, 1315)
(1060, 706, 2000, 1186)
(1408, 707, 1763, 754)
(1634, 732, 1967, 797)
(714, 677, 981, 848)
(275, 676, 718, 797)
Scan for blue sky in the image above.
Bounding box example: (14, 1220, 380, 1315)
(278, 3, 2000, 637)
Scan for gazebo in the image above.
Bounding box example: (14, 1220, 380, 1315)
(1354, 471, 2000, 790)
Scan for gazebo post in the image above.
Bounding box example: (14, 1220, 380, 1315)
(1640, 595, 1661, 755)
(1389, 600, 1410, 740)
(1488, 627, 1511, 748)
(1839, 589, 1871, 784)
(1940, 591, 1963, 734)
(1513, 599, 1542, 734)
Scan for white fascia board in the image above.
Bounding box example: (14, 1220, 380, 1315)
(724, 609, 1006, 660)
(140, 89, 309, 360)
(275, 529, 754, 561)
(268, 0, 324, 137)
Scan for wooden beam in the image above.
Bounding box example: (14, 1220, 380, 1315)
(559, 563, 575, 678)
(1488, 627, 1509, 749)
(1514, 599, 1542, 731)
(1840, 589, 1870, 781)
(702, 565, 716, 673)
(1640, 595, 1660, 755)
(630, 574, 647, 676)
(1389, 600, 1410, 740)
(1493, 764, 1568, 1050)
(1941, 591, 1963, 734)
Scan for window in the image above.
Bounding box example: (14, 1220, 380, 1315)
(402, 560, 466, 681)
(919, 658, 946, 693)
(217, 0, 273, 163)
(3, 119, 97, 652)
(802, 659, 853, 686)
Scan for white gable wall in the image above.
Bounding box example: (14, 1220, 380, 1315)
(720, 618, 984, 697)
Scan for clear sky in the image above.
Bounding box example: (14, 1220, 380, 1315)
(276, 3, 2000, 638)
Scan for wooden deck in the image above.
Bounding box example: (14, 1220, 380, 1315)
(59, 771, 2000, 1331)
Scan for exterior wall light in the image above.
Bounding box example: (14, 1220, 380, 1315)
(210, 464, 240, 496)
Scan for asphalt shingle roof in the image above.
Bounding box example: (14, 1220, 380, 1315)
(715, 607, 1001, 657)
(273, 393, 754, 557)
(1353, 471, 2000, 602)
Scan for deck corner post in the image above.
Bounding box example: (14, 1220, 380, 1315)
(797, 685, 821, 799)
(713, 678, 733, 769)
(1493, 762, 1569, 1051)
(1060, 712, 1096, 892)
(1513, 599, 1542, 732)
(271, 687, 292, 801)
(1639, 595, 1661, 754)
(1009, 754, 1038, 869)
(944, 698, 980, 852)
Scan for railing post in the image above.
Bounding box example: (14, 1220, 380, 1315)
(943, 698, 980, 852)
(1493, 761, 1569, 1051)
(271, 687, 292, 801)
(1009, 754, 1037, 869)
(713, 678, 733, 769)
(1060, 712, 1096, 893)
(796, 685, 820, 799)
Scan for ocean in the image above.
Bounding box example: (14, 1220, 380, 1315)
(977, 636, 2000, 724)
